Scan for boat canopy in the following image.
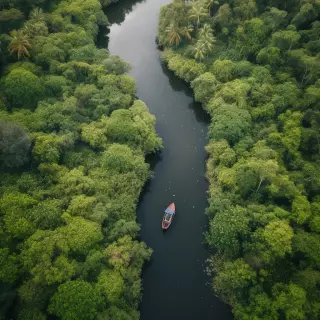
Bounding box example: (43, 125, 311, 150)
(165, 208, 174, 215)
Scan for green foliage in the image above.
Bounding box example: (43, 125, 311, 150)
(5, 61, 42, 76)
(18, 308, 46, 320)
(208, 106, 251, 145)
(212, 257, 257, 304)
(8, 30, 32, 60)
(97, 306, 138, 320)
(0, 248, 19, 283)
(96, 269, 124, 303)
(30, 199, 63, 229)
(105, 235, 152, 275)
(0, 120, 30, 168)
(159, 0, 320, 318)
(193, 23, 216, 60)
(191, 72, 219, 103)
(233, 290, 278, 320)
(189, 3, 208, 28)
(236, 18, 268, 56)
(262, 7, 288, 31)
(272, 283, 308, 320)
(214, 4, 232, 29)
(233, 0, 257, 21)
(108, 219, 140, 241)
(206, 206, 250, 257)
(0, 9, 24, 34)
(257, 47, 283, 67)
(165, 22, 182, 47)
(102, 144, 149, 178)
(165, 51, 207, 82)
(211, 59, 234, 82)
(48, 280, 103, 320)
(44, 75, 69, 96)
(32, 133, 64, 163)
(102, 55, 130, 75)
(4, 68, 44, 109)
(272, 29, 301, 51)
(61, 216, 103, 255)
(232, 61, 253, 77)
(292, 196, 311, 225)
(288, 49, 320, 85)
(292, 3, 318, 29)
(0, 0, 162, 319)
(293, 231, 320, 268)
(263, 220, 294, 258)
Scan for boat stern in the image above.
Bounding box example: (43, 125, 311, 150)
(162, 221, 170, 230)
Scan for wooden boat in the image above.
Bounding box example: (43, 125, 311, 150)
(162, 203, 175, 230)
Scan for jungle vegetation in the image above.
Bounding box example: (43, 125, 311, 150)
(0, 0, 162, 319)
(158, 0, 320, 319)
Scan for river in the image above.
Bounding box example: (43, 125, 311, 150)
(101, 0, 233, 319)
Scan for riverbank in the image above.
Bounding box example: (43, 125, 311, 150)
(104, 0, 234, 319)
(0, 0, 161, 319)
(158, 1, 320, 319)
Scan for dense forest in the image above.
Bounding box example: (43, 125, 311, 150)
(0, 0, 162, 319)
(158, 0, 320, 319)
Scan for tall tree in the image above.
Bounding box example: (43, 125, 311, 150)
(189, 4, 208, 29)
(165, 22, 182, 46)
(8, 30, 32, 60)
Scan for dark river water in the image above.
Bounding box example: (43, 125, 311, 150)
(101, 0, 233, 319)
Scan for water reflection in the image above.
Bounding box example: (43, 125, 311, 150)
(160, 58, 210, 124)
(160, 61, 192, 95)
(106, 0, 147, 25)
(188, 101, 210, 124)
(97, 0, 147, 48)
(96, 25, 110, 48)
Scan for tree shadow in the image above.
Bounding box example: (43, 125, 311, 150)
(159, 61, 192, 96)
(159, 59, 210, 124)
(138, 151, 163, 203)
(97, 0, 147, 48)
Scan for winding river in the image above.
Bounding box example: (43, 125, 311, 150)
(101, 0, 233, 319)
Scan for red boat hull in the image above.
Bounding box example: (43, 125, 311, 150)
(162, 215, 175, 230)
(162, 203, 175, 230)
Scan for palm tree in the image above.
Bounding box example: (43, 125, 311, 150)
(189, 4, 208, 29)
(199, 24, 216, 53)
(165, 22, 182, 46)
(202, 37, 215, 53)
(206, 0, 219, 15)
(199, 23, 213, 38)
(24, 22, 48, 38)
(8, 30, 32, 60)
(180, 24, 194, 41)
(192, 41, 206, 61)
(30, 8, 45, 22)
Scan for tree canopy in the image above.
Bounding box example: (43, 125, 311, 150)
(0, 0, 160, 319)
(159, 0, 320, 318)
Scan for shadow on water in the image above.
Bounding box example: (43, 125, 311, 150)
(159, 61, 193, 95)
(96, 25, 110, 48)
(159, 58, 211, 124)
(97, 0, 147, 48)
(106, 0, 147, 25)
(138, 152, 163, 200)
(145, 151, 163, 172)
(188, 101, 211, 124)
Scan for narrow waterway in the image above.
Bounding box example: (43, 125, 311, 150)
(102, 1, 233, 319)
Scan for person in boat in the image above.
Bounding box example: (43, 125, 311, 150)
(164, 212, 171, 221)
